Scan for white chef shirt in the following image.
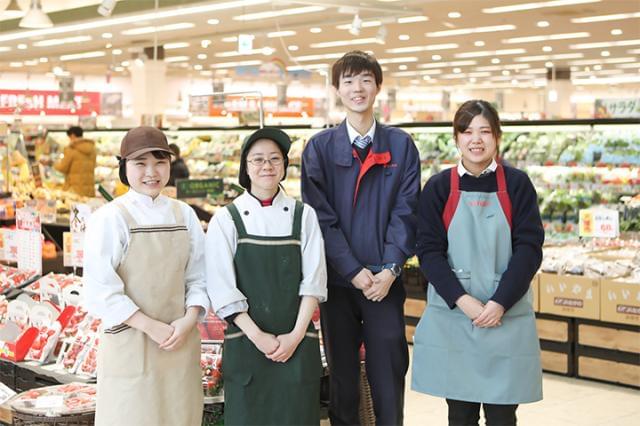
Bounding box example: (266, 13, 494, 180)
(457, 158, 498, 177)
(82, 190, 210, 330)
(205, 190, 328, 319)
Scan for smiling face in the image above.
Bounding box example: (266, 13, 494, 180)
(246, 139, 285, 199)
(455, 114, 499, 176)
(336, 70, 381, 118)
(125, 151, 170, 199)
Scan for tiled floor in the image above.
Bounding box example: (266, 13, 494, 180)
(324, 346, 640, 425)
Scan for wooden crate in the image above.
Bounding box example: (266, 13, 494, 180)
(536, 313, 575, 376)
(577, 356, 640, 388)
(578, 324, 640, 354)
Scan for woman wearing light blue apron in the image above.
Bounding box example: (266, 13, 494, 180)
(413, 100, 544, 426)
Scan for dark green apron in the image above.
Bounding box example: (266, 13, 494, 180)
(223, 201, 322, 426)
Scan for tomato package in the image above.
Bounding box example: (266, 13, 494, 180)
(11, 383, 96, 416)
(25, 322, 62, 363)
(76, 337, 99, 377)
(201, 343, 223, 398)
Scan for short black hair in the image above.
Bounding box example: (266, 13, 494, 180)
(169, 143, 180, 157)
(67, 126, 83, 138)
(118, 150, 172, 186)
(238, 140, 289, 190)
(331, 50, 383, 89)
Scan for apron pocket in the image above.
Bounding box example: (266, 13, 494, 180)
(283, 334, 322, 384)
(99, 327, 146, 378)
(454, 270, 472, 293)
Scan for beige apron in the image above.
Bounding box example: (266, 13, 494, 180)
(95, 200, 203, 426)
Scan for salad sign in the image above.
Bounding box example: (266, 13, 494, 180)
(594, 98, 640, 118)
(16, 207, 42, 275)
(579, 208, 619, 238)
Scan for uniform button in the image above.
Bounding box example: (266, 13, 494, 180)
(243, 211, 249, 216)
(284, 207, 289, 212)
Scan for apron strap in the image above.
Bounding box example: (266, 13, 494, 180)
(495, 165, 513, 229)
(442, 167, 460, 232)
(291, 201, 304, 240)
(226, 203, 248, 239)
(115, 200, 138, 228)
(170, 200, 184, 225)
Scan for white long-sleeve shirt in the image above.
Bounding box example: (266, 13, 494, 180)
(205, 191, 327, 319)
(82, 190, 210, 330)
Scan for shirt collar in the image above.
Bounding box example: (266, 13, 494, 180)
(457, 158, 498, 177)
(126, 189, 168, 208)
(346, 119, 376, 145)
(245, 187, 284, 207)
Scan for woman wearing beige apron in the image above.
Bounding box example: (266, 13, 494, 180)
(84, 126, 209, 426)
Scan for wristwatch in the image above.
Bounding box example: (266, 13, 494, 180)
(383, 263, 402, 277)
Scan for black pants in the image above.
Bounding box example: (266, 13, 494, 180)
(321, 280, 409, 426)
(447, 399, 518, 426)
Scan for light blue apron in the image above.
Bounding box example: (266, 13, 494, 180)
(412, 165, 542, 404)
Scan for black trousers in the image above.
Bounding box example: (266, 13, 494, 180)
(447, 399, 518, 426)
(321, 280, 409, 426)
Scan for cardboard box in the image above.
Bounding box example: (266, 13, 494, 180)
(539, 273, 600, 319)
(532, 274, 540, 312)
(600, 279, 640, 326)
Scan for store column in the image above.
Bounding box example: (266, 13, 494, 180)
(545, 67, 573, 118)
(130, 48, 167, 126)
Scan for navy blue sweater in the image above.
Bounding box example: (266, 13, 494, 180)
(416, 166, 544, 311)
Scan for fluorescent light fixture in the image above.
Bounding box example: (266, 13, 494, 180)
(398, 64, 408, 70)
(9, 62, 23, 67)
(377, 57, 418, 64)
(522, 68, 548, 74)
(543, 46, 553, 52)
(385, 43, 458, 54)
(222, 36, 238, 42)
(474, 41, 485, 47)
(0, 47, 11, 52)
(454, 48, 525, 58)
(570, 57, 636, 65)
(287, 63, 329, 71)
(432, 54, 441, 60)
(502, 32, 589, 43)
(310, 38, 381, 48)
(267, 30, 296, 38)
(20, 0, 52, 29)
(293, 53, 345, 62)
(418, 60, 476, 69)
(468, 71, 492, 77)
(397, 15, 429, 24)
(514, 53, 583, 62)
(197, 53, 207, 60)
(483, 0, 600, 14)
(215, 49, 265, 57)
(288, 45, 299, 51)
(98, 0, 117, 17)
(628, 49, 640, 54)
(491, 58, 500, 64)
(194, 64, 203, 70)
(210, 60, 262, 69)
(102, 32, 112, 39)
(427, 25, 515, 37)
(399, 34, 410, 41)
(337, 20, 380, 30)
(165, 56, 190, 63)
(441, 73, 467, 79)
(33, 36, 92, 47)
(60, 51, 106, 61)
(448, 12, 462, 19)
(121, 22, 194, 36)
(233, 6, 325, 21)
(17, 43, 27, 49)
(207, 19, 220, 25)
(161, 42, 189, 50)
(601, 50, 610, 57)
(571, 12, 640, 23)
(570, 39, 640, 49)
(537, 21, 550, 27)
(572, 75, 640, 85)
(616, 62, 640, 68)
(310, 27, 322, 33)
(112, 48, 122, 55)
(611, 29, 623, 36)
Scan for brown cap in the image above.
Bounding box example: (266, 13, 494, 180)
(119, 126, 173, 159)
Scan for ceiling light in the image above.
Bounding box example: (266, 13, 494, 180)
(385, 43, 458, 54)
(233, 6, 325, 21)
(398, 34, 410, 41)
(570, 57, 635, 65)
(2, 0, 23, 19)
(287, 45, 299, 51)
(503, 32, 589, 43)
(60, 51, 106, 61)
(261, 47, 274, 55)
(286, 63, 329, 71)
(114, 66, 124, 72)
(601, 50, 610, 57)
(121, 60, 130, 66)
(194, 64, 203, 70)
(337, 20, 381, 30)
(9, 62, 22, 67)
(571, 11, 640, 23)
(611, 29, 623, 36)
(427, 25, 515, 37)
(201, 40, 212, 48)
(502, 70, 511, 76)
(453, 67, 461, 73)
(474, 41, 485, 47)
(514, 53, 583, 61)
(397, 15, 429, 24)
(432, 54, 442, 60)
(197, 54, 207, 60)
(491, 58, 501, 64)
(377, 56, 418, 64)
(418, 60, 476, 69)
(33, 35, 92, 47)
(469, 77, 477, 83)
(537, 21, 550, 27)
(423, 75, 431, 80)
(448, 12, 461, 18)
(293, 53, 344, 61)
(207, 18, 220, 25)
(19, 0, 52, 29)
(17, 43, 27, 49)
(222, 36, 237, 42)
(210, 59, 261, 69)
(121, 22, 195, 36)
(97, 0, 117, 17)
(215, 48, 263, 57)
(542, 46, 553, 52)
(593, 64, 602, 70)
(483, 0, 601, 14)
(455, 48, 525, 58)
(399, 64, 408, 70)
(310, 27, 322, 33)
(311, 37, 381, 48)
(570, 39, 640, 49)
(101, 32, 112, 39)
(39, 57, 47, 62)
(616, 62, 640, 68)
(267, 30, 296, 38)
(469, 71, 492, 77)
(165, 56, 189, 63)
(545, 61, 554, 67)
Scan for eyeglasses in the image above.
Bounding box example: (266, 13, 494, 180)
(247, 156, 284, 167)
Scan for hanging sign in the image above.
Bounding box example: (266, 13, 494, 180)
(579, 208, 619, 238)
(594, 98, 640, 118)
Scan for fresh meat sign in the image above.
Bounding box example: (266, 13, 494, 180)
(0, 89, 101, 115)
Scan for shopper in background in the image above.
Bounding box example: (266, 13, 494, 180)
(53, 126, 97, 197)
(412, 100, 544, 426)
(83, 126, 209, 426)
(205, 128, 327, 425)
(168, 142, 190, 186)
(301, 50, 420, 425)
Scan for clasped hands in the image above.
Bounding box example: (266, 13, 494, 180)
(250, 329, 304, 364)
(456, 294, 505, 328)
(351, 268, 395, 302)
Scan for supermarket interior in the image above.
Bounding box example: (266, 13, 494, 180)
(0, 0, 639, 425)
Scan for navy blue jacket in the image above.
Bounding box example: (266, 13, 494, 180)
(301, 121, 420, 288)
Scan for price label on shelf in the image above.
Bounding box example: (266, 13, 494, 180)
(63, 232, 84, 268)
(579, 208, 619, 238)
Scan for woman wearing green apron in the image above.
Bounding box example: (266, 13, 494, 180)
(205, 128, 327, 425)
(84, 127, 208, 425)
(413, 101, 544, 425)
